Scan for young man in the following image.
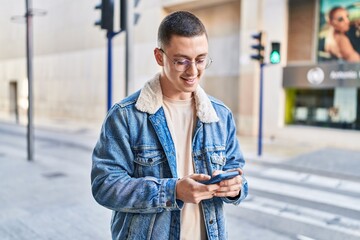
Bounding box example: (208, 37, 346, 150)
(91, 11, 248, 240)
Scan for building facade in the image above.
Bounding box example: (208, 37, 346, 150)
(0, 0, 359, 149)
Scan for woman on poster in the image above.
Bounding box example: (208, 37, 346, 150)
(324, 6, 360, 62)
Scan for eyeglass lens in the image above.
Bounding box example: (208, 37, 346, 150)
(160, 49, 212, 72)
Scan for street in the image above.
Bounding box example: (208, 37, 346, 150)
(0, 121, 359, 240)
(226, 159, 360, 240)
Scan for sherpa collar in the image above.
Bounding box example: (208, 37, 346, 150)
(135, 73, 219, 123)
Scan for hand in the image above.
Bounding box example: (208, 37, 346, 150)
(176, 174, 220, 204)
(213, 168, 243, 198)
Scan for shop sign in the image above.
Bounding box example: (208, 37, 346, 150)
(283, 63, 360, 88)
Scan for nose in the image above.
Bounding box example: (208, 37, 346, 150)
(185, 62, 199, 75)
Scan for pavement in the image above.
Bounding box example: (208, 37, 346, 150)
(239, 135, 360, 181)
(0, 119, 111, 240)
(0, 118, 360, 240)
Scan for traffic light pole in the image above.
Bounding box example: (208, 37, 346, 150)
(106, 31, 121, 111)
(95, 0, 140, 110)
(251, 32, 280, 156)
(258, 63, 265, 157)
(106, 31, 113, 111)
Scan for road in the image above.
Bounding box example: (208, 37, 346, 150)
(226, 159, 360, 240)
(0, 121, 359, 240)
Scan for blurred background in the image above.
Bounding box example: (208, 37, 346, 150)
(0, 0, 359, 239)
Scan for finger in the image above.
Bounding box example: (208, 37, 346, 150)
(192, 178, 221, 192)
(236, 168, 243, 175)
(212, 170, 224, 177)
(219, 175, 242, 187)
(227, 168, 243, 175)
(194, 182, 221, 193)
(214, 189, 240, 198)
(216, 184, 241, 193)
(215, 185, 241, 196)
(217, 180, 242, 191)
(193, 192, 217, 203)
(195, 190, 217, 199)
(204, 184, 221, 192)
(189, 173, 211, 182)
(192, 187, 220, 202)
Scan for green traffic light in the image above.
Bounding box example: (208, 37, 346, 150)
(270, 50, 280, 64)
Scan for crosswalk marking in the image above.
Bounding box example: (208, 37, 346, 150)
(247, 175, 360, 212)
(238, 163, 360, 238)
(296, 235, 316, 240)
(241, 196, 360, 237)
(250, 167, 360, 195)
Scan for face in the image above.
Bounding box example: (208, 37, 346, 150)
(330, 8, 350, 33)
(154, 34, 209, 100)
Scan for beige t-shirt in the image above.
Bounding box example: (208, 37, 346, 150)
(163, 96, 206, 240)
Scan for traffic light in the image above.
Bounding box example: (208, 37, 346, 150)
(250, 31, 266, 64)
(270, 42, 281, 64)
(95, 0, 114, 32)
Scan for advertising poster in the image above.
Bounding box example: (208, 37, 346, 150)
(318, 0, 360, 62)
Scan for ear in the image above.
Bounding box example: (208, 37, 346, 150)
(154, 48, 164, 66)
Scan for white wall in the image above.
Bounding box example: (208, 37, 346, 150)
(262, 0, 288, 138)
(238, 0, 262, 135)
(0, 0, 163, 125)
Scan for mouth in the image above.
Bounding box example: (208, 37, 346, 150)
(182, 77, 197, 85)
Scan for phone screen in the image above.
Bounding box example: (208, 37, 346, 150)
(201, 171, 239, 185)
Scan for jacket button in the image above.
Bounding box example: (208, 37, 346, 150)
(166, 200, 172, 207)
(148, 158, 153, 163)
(209, 219, 214, 224)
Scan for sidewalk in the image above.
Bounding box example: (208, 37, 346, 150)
(240, 135, 360, 180)
(0, 120, 111, 240)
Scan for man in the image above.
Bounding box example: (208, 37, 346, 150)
(91, 11, 248, 240)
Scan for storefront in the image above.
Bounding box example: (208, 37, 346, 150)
(283, 63, 360, 131)
(283, 0, 360, 132)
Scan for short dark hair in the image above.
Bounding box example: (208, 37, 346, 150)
(157, 11, 207, 48)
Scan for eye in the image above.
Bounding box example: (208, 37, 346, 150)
(196, 58, 206, 64)
(176, 59, 190, 66)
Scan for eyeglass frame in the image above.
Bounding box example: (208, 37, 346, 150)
(159, 48, 213, 72)
(336, 15, 349, 22)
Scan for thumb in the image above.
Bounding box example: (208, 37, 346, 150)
(190, 173, 211, 182)
(212, 170, 224, 177)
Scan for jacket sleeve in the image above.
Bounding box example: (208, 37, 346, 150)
(91, 104, 183, 213)
(221, 111, 248, 205)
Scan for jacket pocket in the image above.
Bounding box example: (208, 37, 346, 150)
(134, 150, 166, 178)
(206, 147, 226, 172)
(210, 152, 226, 166)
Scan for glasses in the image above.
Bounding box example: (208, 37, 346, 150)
(335, 15, 349, 22)
(159, 48, 213, 72)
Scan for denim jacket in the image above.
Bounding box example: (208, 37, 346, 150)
(91, 73, 248, 240)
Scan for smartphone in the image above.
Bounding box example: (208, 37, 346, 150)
(201, 171, 240, 185)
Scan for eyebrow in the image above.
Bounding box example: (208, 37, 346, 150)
(172, 53, 208, 59)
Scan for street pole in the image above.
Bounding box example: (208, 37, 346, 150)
(125, 0, 134, 97)
(25, 0, 34, 161)
(106, 31, 114, 111)
(257, 63, 265, 157)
